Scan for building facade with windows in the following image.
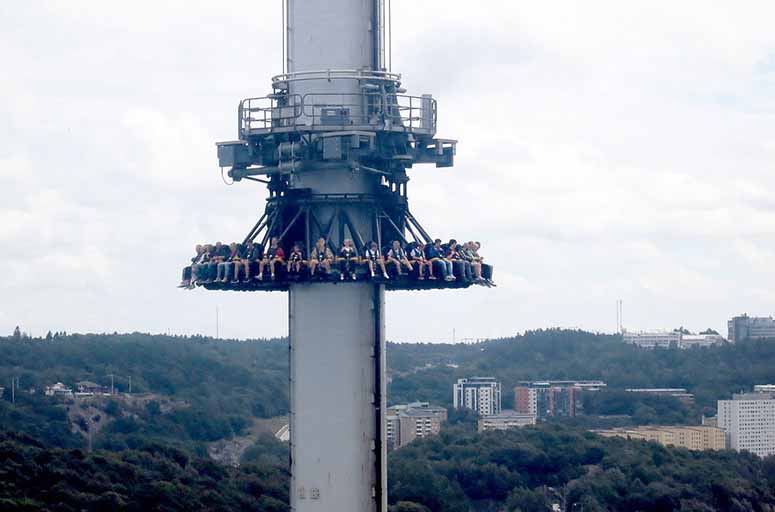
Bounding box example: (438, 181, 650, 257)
(623, 330, 726, 349)
(728, 315, 775, 343)
(626, 388, 696, 406)
(622, 330, 682, 349)
(386, 402, 447, 450)
(478, 410, 536, 432)
(718, 392, 775, 458)
(513, 380, 605, 419)
(595, 426, 726, 451)
(680, 334, 726, 348)
(453, 377, 501, 417)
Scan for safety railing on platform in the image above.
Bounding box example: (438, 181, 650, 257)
(239, 92, 436, 136)
(238, 94, 303, 134)
(271, 69, 402, 88)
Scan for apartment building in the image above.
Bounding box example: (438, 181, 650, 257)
(513, 380, 605, 419)
(718, 391, 775, 458)
(728, 315, 775, 343)
(386, 402, 447, 450)
(595, 425, 726, 451)
(453, 377, 501, 416)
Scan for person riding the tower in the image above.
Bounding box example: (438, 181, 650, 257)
(338, 238, 359, 281)
(259, 237, 285, 281)
(216, 242, 240, 283)
(408, 241, 434, 280)
(461, 241, 483, 282)
(446, 239, 471, 281)
(180, 244, 204, 288)
(474, 241, 493, 283)
(309, 237, 334, 277)
(194, 244, 214, 284)
(427, 238, 454, 281)
(287, 242, 306, 276)
(246, 241, 264, 282)
(228, 243, 249, 284)
(364, 241, 389, 279)
(206, 242, 229, 283)
(387, 240, 413, 277)
(236, 241, 254, 283)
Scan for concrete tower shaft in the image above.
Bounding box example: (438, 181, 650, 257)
(287, 0, 379, 76)
(286, 2, 387, 511)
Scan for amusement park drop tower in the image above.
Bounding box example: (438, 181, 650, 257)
(198, 1, 476, 510)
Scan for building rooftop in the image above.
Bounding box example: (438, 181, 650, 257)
(483, 409, 535, 420)
(729, 392, 775, 401)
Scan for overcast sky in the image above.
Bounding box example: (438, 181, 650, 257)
(2, 1, 775, 342)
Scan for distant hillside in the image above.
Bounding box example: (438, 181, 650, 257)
(3, 330, 775, 451)
(0, 333, 288, 452)
(387, 329, 775, 415)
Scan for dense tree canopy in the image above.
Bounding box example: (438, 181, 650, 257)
(0, 430, 289, 512)
(389, 423, 775, 512)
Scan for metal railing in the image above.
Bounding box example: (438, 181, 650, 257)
(239, 92, 436, 136)
(238, 94, 303, 134)
(271, 69, 402, 88)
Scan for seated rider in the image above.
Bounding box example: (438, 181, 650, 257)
(427, 238, 454, 281)
(217, 242, 239, 283)
(409, 241, 434, 280)
(193, 244, 213, 285)
(309, 237, 334, 277)
(462, 241, 483, 282)
(364, 241, 389, 279)
(207, 242, 230, 283)
(259, 237, 285, 281)
(338, 238, 359, 281)
(181, 244, 204, 288)
(247, 242, 264, 282)
(386, 240, 413, 277)
(446, 239, 471, 280)
(230, 243, 249, 284)
(474, 241, 493, 283)
(287, 242, 306, 276)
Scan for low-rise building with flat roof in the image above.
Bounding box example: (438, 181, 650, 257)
(595, 425, 726, 451)
(623, 330, 681, 349)
(626, 388, 695, 405)
(478, 410, 536, 432)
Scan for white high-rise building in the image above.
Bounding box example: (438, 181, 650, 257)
(453, 377, 501, 416)
(718, 391, 775, 458)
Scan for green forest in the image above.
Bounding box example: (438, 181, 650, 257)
(388, 422, 775, 512)
(2, 330, 775, 510)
